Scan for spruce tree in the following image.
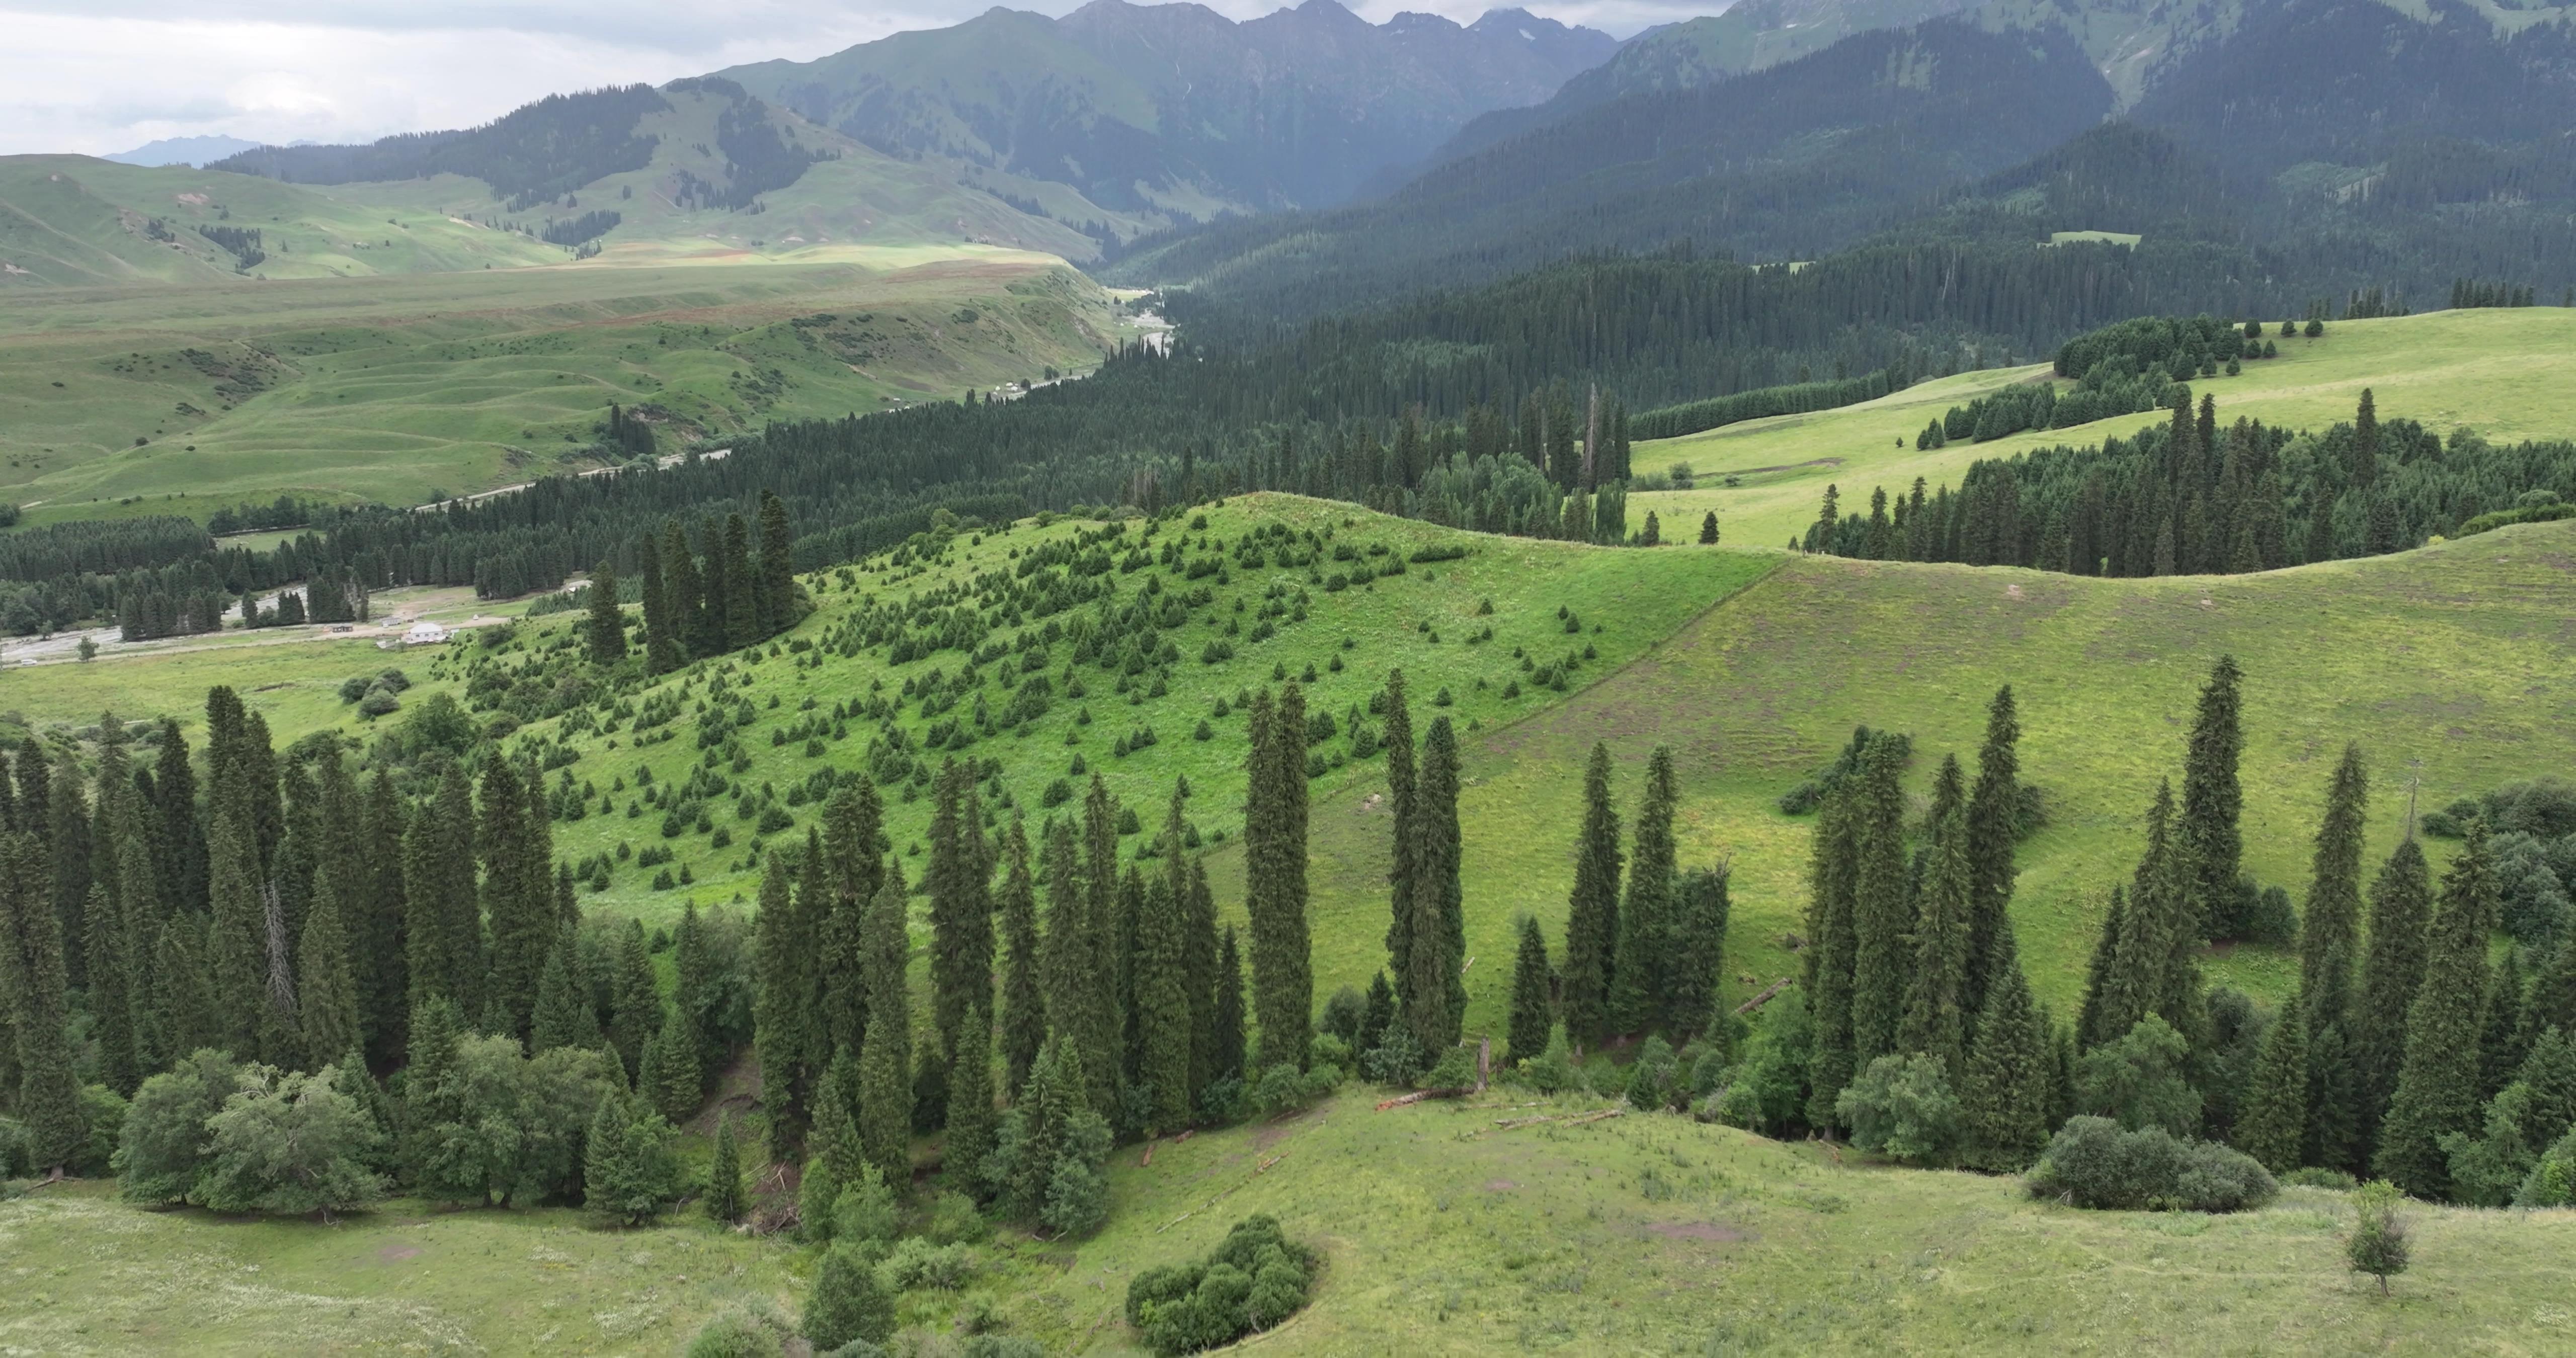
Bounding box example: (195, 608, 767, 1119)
(946, 1001, 997, 1187)
(207, 802, 270, 1059)
(664, 520, 707, 660)
(721, 513, 758, 650)
(586, 561, 625, 664)
(1079, 778, 1122, 1116)
(639, 529, 680, 675)
(1382, 669, 1419, 1008)
(1038, 815, 1108, 1116)
(2076, 888, 2126, 1049)
(817, 786, 881, 1069)
(4, 831, 82, 1172)
(1957, 922, 2053, 1171)
(704, 1111, 746, 1223)
(1804, 777, 1862, 1130)
(85, 800, 138, 1093)
(1245, 686, 1313, 1071)
(1962, 686, 2022, 1020)
(2180, 655, 2246, 940)
(997, 818, 1045, 1099)
(1611, 745, 1678, 1037)
(531, 928, 594, 1054)
(2480, 948, 2530, 1105)
(2236, 999, 2311, 1173)
(649, 1001, 702, 1123)
(2374, 826, 2502, 1199)
(152, 914, 219, 1064)
(671, 901, 718, 1086)
(46, 750, 91, 989)
(856, 865, 913, 1185)
(754, 852, 815, 1159)
(1665, 866, 1730, 1041)
(1899, 793, 1973, 1078)
(477, 759, 549, 1042)
(927, 762, 995, 1106)
(2303, 746, 2368, 1004)
(1211, 926, 1248, 1088)
(357, 771, 409, 1065)
(1848, 735, 1913, 1068)
(2100, 780, 2198, 1048)
(610, 918, 660, 1079)
(1506, 915, 1554, 1066)
(1413, 717, 1466, 1051)
(2356, 838, 2434, 1159)
(297, 867, 362, 1073)
(1134, 864, 1193, 1132)
(1182, 855, 1221, 1109)
(1561, 743, 1623, 1051)
(756, 489, 796, 636)
(404, 763, 480, 1021)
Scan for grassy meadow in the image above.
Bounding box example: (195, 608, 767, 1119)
(7, 1086, 2573, 1354)
(0, 254, 1122, 521)
(1631, 306, 2576, 550)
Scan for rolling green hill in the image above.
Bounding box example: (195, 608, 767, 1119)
(1630, 307, 2576, 552)
(0, 254, 1128, 521)
(8, 499, 2576, 1350)
(6, 1097, 2572, 1354)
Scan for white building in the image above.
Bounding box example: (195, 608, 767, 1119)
(403, 621, 450, 645)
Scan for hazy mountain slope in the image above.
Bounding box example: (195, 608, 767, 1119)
(0, 155, 561, 287)
(1408, 0, 1978, 178)
(716, 0, 1616, 221)
(1112, 20, 2115, 323)
(199, 82, 1098, 265)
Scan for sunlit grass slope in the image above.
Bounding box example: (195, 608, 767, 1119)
(1632, 307, 2576, 550)
(0, 257, 1119, 520)
(7, 1088, 2573, 1354)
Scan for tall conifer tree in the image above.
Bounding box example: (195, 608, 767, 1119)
(997, 818, 1045, 1098)
(856, 864, 913, 1185)
(1561, 744, 1622, 1051)
(478, 759, 550, 1041)
(1182, 854, 1220, 1110)
(1133, 863, 1193, 1132)
(664, 520, 706, 661)
(2356, 838, 2434, 1158)
(1848, 735, 1913, 1068)
(586, 561, 625, 664)
(1210, 926, 1247, 1088)
(403, 764, 480, 1021)
(1805, 777, 1862, 1129)
(1244, 687, 1312, 1070)
(1900, 791, 1974, 1078)
(4, 832, 83, 1172)
(639, 529, 680, 675)
(1963, 687, 2022, 1019)
(1958, 921, 2052, 1171)
(358, 771, 409, 1064)
(1382, 670, 1419, 1006)
(1506, 915, 1554, 1066)
(1611, 746, 1678, 1036)
(755, 852, 816, 1159)
(2236, 998, 2310, 1172)
(2374, 827, 2502, 1199)
(2181, 655, 2246, 939)
(1666, 867, 1731, 1041)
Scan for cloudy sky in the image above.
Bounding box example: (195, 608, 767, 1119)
(0, 0, 1689, 157)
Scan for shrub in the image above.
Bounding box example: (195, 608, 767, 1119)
(1421, 1046, 1478, 1093)
(803, 1243, 897, 1351)
(2516, 1125, 2576, 1207)
(2282, 1166, 2359, 1191)
(2076, 1016, 2201, 1136)
(2346, 1179, 2410, 1294)
(830, 1165, 900, 1248)
(1126, 1215, 1319, 1354)
(1836, 1053, 1961, 1166)
(878, 1237, 976, 1291)
(1625, 1035, 1679, 1111)
(2024, 1116, 2277, 1212)
(685, 1299, 794, 1358)
(1710, 991, 1812, 1137)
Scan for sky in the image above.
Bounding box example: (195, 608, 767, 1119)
(0, 0, 1699, 157)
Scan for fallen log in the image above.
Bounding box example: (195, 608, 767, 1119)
(1733, 977, 1793, 1015)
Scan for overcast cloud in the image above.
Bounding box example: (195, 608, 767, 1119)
(0, 0, 1700, 157)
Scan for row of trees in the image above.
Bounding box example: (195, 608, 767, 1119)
(1805, 389, 2575, 575)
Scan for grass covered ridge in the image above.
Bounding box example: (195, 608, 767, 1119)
(1632, 307, 2576, 550)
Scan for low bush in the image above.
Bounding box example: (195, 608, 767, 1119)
(2024, 1116, 2277, 1212)
(1125, 1215, 1319, 1354)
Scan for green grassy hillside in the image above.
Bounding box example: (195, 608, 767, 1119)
(0, 155, 564, 288)
(7, 1087, 2571, 1354)
(21, 497, 2576, 1034)
(0, 256, 1123, 520)
(1631, 307, 2576, 552)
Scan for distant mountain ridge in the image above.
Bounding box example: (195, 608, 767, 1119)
(103, 135, 281, 168)
(713, 0, 1619, 222)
